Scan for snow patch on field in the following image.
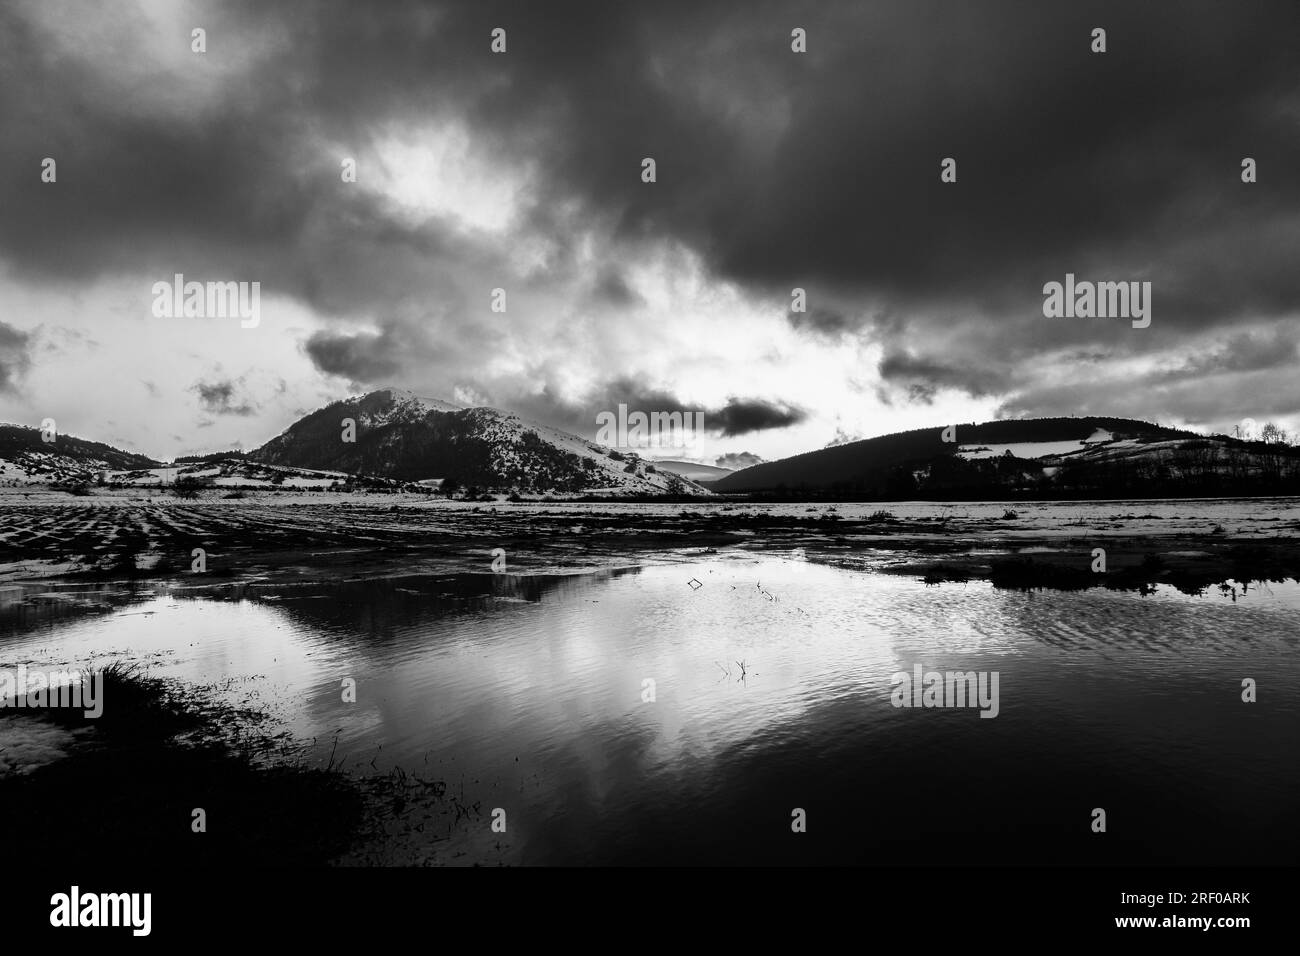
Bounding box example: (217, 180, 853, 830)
(110, 463, 349, 489)
(959, 429, 1120, 461)
(960, 440, 1096, 460)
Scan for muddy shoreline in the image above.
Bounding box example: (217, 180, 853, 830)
(0, 663, 500, 866)
(2, 493, 1298, 596)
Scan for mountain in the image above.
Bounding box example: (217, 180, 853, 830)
(714, 416, 1300, 499)
(252, 388, 711, 495)
(651, 459, 734, 483)
(0, 423, 159, 486)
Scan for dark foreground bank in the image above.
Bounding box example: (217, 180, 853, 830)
(0, 665, 476, 866)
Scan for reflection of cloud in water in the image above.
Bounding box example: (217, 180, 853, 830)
(3, 558, 1297, 864)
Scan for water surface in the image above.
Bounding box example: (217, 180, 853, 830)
(2, 554, 1296, 865)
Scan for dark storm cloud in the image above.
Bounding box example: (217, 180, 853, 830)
(338, 0, 1298, 346)
(191, 378, 257, 416)
(510, 375, 804, 439)
(0, 0, 486, 329)
(4, 1, 1287, 299)
(994, 325, 1300, 425)
(877, 350, 1006, 401)
(908, 384, 939, 405)
(303, 330, 402, 383)
(0, 321, 33, 393)
(997, 368, 1300, 429)
(2, 0, 1298, 423)
(788, 306, 853, 339)
(1157, 329, 1299, 381)
(709, 398, 806, 436)
(512, 376, 696, 435)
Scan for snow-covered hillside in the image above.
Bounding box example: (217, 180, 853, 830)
(253, 388, 713, 495)
(106, 461, 353, 489)
(0, 424, 159, 486)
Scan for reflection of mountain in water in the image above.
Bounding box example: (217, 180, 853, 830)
(265, 569, 641, 645)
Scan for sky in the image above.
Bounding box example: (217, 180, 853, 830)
(1, 0, 1298, 464)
